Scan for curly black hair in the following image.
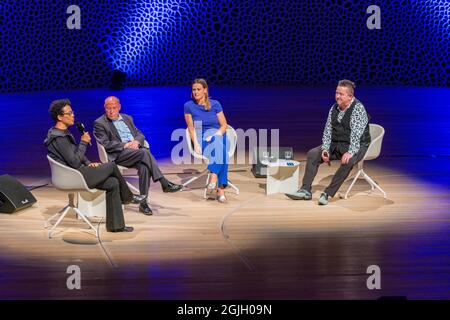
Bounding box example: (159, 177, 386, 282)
(49, 99, 71, 122)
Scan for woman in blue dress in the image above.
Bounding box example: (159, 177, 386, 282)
(184, 79, 229, 203)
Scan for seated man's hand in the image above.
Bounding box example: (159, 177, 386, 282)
(88, 162, 101, 168)
(321, 150, 330, 165)
(124, 140, 140, 150)
(204, 136, 213, 142)
(341, 152, 353, 164)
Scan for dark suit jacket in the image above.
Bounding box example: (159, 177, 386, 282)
(93, 113, 146, 162)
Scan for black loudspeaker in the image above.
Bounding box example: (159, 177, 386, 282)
(251, 146, 294, 178)
(0, 174, 37, 213)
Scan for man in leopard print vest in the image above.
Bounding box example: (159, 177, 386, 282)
(286, 79, 371, 205)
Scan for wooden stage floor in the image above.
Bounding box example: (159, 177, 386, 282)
(0, 86, 449, 299)
(1, 155, 449, 299)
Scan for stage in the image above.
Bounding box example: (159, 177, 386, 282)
(0, 86, 449, 299)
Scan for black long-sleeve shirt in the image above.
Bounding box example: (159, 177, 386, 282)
(44, 127, 91, 169)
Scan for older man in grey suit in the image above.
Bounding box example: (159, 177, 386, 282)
(93, 96, 182, 215)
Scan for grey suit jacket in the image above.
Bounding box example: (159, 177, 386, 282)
(93, 114, 146, 162)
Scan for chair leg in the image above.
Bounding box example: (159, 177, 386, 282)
(227, 180, 240, 195)
(361, 172, 374, 190)
(74, 208, 99, 238)
(126, 181, 140, 194)
(44, 204, 70, 228)
(362, 172, 387, 199)
(360, 169, 377, 190)
(47, 206, 72, 239)
(344, 169, 363, 199)
(203, 173, 211, 199)
(183, 175, 201, 187)
(47, 192, 101, 238)
(182, 168, 209, 189)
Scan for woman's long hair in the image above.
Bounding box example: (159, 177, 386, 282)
(192, 78, 211, 111)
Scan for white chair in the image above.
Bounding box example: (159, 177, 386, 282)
(45, 156, 106, 239)
(343, 124, 387, 199)
(96, 139, 150, 195)
(183, 125, 240, 198)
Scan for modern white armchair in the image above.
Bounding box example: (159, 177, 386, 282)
(45, 155, 106, 238)
(96, 139, 150, 194)
(343, 124, 387, 199)
(183, 125, 239, 198)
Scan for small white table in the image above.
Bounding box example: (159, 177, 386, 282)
(77, 191, 106, 219)
(264, 160, 300, 195)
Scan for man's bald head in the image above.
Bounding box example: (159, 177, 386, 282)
(104, 96, 121, 120)
(104, 96, 120, 107)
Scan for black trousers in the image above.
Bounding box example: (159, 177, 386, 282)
(301, 145, 368, 197)
(114, 147, 164, 197)
(79, 162, 133, 231)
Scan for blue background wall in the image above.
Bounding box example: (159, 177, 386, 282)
(0, 0, 449, 93)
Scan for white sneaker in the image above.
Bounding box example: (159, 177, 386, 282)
(217, 195, 227, 203)
(318, 192, 329, 205)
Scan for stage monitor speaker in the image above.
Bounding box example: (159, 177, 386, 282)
(0, 174, 37, 213)
(251, 146, 294, 178)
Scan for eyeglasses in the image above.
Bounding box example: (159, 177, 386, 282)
(60, 111, 74, 116)
(105, 105, 120, 111)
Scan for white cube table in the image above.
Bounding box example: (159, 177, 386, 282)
(265, 160, 300, 195)
(77, 190, 106, 219)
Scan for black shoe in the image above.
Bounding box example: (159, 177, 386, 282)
(126, 194, 146, 204)
(109, 226, 134, 233)
(162, 181, 183, 193)
(139, 202, 153, 215)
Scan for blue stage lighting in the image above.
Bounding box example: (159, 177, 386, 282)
(102, 1, 184, 77)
